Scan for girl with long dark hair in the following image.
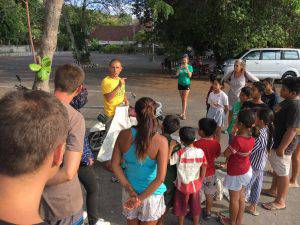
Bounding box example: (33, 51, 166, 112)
(111, 97, 168, 225)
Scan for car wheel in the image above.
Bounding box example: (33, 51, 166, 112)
(88, 130, 106, 152)
(282, 71, 297, 80)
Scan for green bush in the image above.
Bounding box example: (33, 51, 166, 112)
(99, 44, 138, 54)
(88, 38, 101, 51)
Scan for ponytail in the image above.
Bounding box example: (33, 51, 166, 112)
(134, 97, 158, 161)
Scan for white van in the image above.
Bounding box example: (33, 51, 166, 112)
(221, 48, 300, 79)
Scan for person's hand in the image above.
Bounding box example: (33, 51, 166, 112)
(123, 196, 141, 211)
(124, 99, 129, 106)
(275, 148, 284, 158)
(88, 157, 94, 166)
(119, 78, 127, 87)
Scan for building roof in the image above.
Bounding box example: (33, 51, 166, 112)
(89, 25, 141, 41)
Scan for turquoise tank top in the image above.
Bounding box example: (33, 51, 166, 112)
(124, 128, 166, 195)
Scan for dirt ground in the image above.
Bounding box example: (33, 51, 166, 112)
(0, 53, 299, 225)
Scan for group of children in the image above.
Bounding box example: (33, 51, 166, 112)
(156, 76, 299, 225)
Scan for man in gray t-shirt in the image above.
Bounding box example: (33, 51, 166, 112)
(41, 64, 86, 224)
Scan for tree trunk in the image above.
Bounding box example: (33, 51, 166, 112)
(25, 0, 37, 64)
(62, 6, 80, 62)
(32, 0, 64, 92)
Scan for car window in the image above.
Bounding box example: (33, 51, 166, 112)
(261, 51, 281, 60)
(283, 50, 299, 60)
(243, 51, 260, 60)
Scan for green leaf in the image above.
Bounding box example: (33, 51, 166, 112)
(37, 68, 50, 81)
(29, 63, 42, 72)
(41, 56, 51, 68)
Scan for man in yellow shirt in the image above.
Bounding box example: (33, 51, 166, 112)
(101, 58, 128, 121)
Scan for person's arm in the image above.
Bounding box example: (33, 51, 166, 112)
(245, 70, 259, 82)
(46, 151, 82, 185)
(223, 147, 232, 158)
(222, 70, 233, 84)
(124, 94, 129, 106)
(137, 137, 168, 201)
(200, 155, 207, 179)
(276, 127, 297, 157)
(224, 105, 229, 114)
(111, 130, 137, 197)
(185, 65, 193, 78)
(103, 78, 126, 102)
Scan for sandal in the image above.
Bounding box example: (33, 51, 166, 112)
(289, 182, 300, 188)
(245, 206, 259, 216)
(218, 214, 231, 225)
(262, 202, 286, 211)
(261, 189, 277, 198)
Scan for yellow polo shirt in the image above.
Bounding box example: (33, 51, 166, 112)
(101, 76, 125, 117)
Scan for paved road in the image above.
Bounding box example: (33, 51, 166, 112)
(0, 53, 299, 225)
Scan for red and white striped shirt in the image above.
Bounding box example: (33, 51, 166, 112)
(170, 146, 207, 194)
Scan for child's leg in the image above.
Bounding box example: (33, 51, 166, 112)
(189, 191, 201, 225)
(157, 208, 168, 225)
(229, 190, 240, 225)
(248, 170, 264, 212)
(178, 216, 185, 225)
(192, 215, 200, 225)
(205, 193, 213, 215)
(182, 90, 190, 117)
(236, 187, 246, 225)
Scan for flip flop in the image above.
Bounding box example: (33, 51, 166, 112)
(261, 189, 277, 198)
(218, 214, 231, 225)
(262, 202, 286, 211)
(289, 182, 300, 188)
(245, 206, 260, 216)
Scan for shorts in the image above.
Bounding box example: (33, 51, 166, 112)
(203, 175, 217, 195)
(122, 189, 165, 221)
(173, 189, 201, 217)
(207, 107, 225, 127)
(178, 84, 190, 90)
(269, 150, 292, 176)
(224, 167, 252, 191)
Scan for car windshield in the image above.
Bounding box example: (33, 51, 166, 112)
(234, 50, 249, 59)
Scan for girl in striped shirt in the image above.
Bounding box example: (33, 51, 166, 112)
(245, 108, 274, 216)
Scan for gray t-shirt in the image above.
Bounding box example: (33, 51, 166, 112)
(41, 103, 85, 221)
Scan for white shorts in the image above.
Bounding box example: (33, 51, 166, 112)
(122, 189, 166, 221)
(269, 150, 292, 177)
(224, 167, 252, 191)
(203, 175, 217, 195)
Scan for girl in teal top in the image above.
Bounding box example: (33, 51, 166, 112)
(176, 54, 193, 120)
(111, 97, 168, 223)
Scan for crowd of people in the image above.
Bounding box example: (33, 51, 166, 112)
(0, 56, 299, 225)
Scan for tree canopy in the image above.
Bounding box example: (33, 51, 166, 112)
(151, 0, 300, 61)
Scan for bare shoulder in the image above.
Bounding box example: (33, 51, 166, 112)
(117, 128, 133, 152)
(153, 133, 168, 147)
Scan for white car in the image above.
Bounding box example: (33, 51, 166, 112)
(222, 48, 300, 80)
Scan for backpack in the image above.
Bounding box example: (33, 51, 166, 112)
(70, 87, 88, 110)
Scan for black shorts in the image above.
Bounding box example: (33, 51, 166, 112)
(178, 84, 190, 90)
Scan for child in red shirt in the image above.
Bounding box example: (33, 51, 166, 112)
(220, 109, 256, 225)
(194, 118, 221, 220)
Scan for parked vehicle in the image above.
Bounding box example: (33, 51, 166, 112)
(221, 48, 300, 80)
